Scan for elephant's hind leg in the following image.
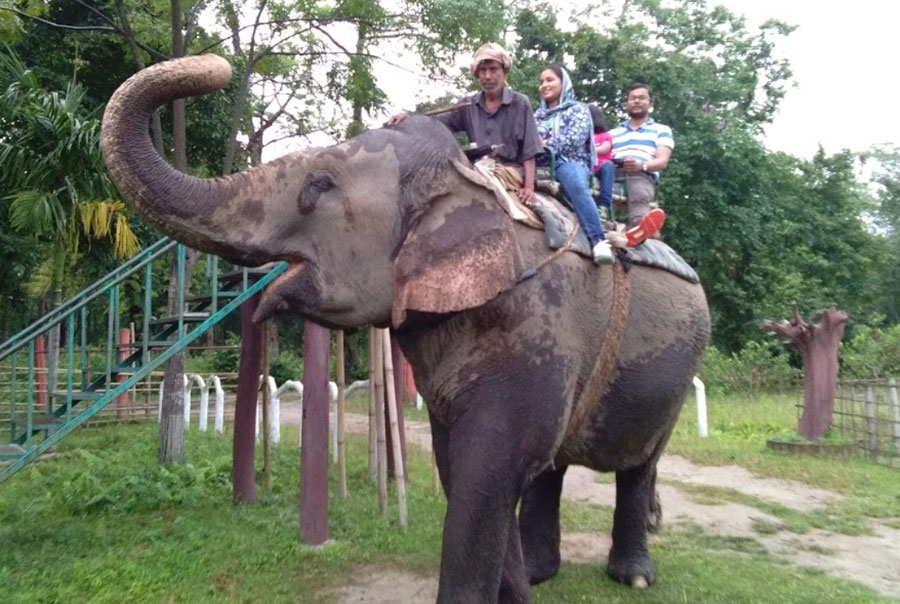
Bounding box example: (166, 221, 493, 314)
(646, 465, 663, 533)
(608, 460, 656, 588)
(498, 510, 531, 604)
(518, 465, 568, 585)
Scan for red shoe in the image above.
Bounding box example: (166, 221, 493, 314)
(626, 208, 666, 247)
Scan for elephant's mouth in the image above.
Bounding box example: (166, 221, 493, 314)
(254, 260, 355, 327)
(255, 261, 308, 323)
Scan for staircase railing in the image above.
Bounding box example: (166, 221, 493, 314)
(0, 237, 286, 484)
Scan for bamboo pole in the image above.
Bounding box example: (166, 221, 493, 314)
(424, 101, 472, 116)
(382, 329, 408, 528)
(336, 330, 348, 499)
(367, 327, 377, 480)
(372, 328, 388, 513)
(261, 321, 271, 492)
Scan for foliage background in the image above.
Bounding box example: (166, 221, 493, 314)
(0, 0, 898, 383)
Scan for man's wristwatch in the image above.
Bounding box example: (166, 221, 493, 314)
(641, 162, 648, 172)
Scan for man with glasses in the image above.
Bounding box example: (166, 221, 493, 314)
(610, 83, 672, 243)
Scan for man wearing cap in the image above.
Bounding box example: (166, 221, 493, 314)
(386, 43, 543, 205)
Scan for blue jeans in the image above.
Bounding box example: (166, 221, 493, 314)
(556, 160, 604, 246)
(595, 161, 615, 210)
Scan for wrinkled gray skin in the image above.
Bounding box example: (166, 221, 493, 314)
(101, 56, 710, 603)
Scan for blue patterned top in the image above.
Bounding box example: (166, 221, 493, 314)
(533, 68, 595, 171)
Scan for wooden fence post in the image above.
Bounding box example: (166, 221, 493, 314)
(373, 328, 388, 514)
(368, 327, 377, 481)
(890, 378, 900, 454)
(383, 329, 408, 528)
(336, 331, 348, 499)
(865, 386, 878, 459)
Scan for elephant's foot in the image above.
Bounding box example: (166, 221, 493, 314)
(647, 487, 663, 533)
(606, 546, 656, 588)
(522, 542, 560, 585)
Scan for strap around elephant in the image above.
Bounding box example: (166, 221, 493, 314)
(559, 260, 632, 452)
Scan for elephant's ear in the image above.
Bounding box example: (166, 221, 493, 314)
(392, 160, 524, 327)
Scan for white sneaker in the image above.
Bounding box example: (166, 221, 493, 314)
(592, 240, 615, 265)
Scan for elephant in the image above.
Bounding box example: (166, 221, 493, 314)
(101, 55, 710, 603)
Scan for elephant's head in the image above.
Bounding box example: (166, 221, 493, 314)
(101, 55, 524, 329)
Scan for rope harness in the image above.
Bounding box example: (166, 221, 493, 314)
(561, 260, 632, 454)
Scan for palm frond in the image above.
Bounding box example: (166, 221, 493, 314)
(23, 254, 56, 298)
(8, 188, 66, 236)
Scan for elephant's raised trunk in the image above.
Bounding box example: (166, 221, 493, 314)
(101, 55, 292, 266)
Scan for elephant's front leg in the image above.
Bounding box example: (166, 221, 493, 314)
(518, 465, 568, 584)
(435, 406, 539, 604)
(608, 459, 657, 587)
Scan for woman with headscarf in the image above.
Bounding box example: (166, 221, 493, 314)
(534, 65, 613, 264)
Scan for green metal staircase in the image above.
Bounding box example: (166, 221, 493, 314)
(0, 237, 286, 484)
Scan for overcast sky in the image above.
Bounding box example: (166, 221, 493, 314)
(372, 0, 899, 160)
(715, 0, 898, 158)
(269, 1, 899, 162)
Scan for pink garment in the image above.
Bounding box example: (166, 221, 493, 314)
(594, 132, 613, 170)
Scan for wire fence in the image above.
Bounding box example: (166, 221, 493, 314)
(0, 369, 243, 444)
(834, 378, 900, 466)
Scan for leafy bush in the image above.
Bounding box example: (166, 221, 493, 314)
(60, 450, 231, 514)
(840, 324, 900, 378)
(699, 341, 799, 395)
(185, 334, 241, 375)
(269, 349, 304, 384)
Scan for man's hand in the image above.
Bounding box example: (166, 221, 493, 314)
(384, 113, 407, 127)
(517, 186, 535, 206)
(622, 158, 643, 173)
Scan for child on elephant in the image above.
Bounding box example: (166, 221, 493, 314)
(589, 105, 615, 220)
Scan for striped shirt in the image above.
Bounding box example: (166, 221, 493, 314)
(610, 118, 674, 171)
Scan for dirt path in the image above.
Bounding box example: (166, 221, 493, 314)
(305, 413, 900, 601)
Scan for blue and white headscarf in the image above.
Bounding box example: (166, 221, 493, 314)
(533, 67, 595, 171)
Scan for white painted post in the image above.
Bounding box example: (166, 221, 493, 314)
(182, 374, 192, 427)
(275, 380, 303, 445)
(209, 375, 224, 434)
(256, 375, 277, 441)
(890, 377, 900, 454)
(329, 381, 338, 463)
(187, 374, 205, 430)
(416, 392, 424, 410)
(157, 379, 164, 422)
(693, 376, 708, 438)
(271, 383, 281, 445)
(199, 379, 209, 432)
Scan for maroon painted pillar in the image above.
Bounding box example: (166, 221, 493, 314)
(34, 334, 48, 408)
(300, 320, 330, 545)
(232, 293, 262, 504)
(116, 328, 133, 417)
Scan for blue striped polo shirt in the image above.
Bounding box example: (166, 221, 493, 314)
(610, 118, 674, 171)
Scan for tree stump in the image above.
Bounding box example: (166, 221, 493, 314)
(764, 305, 848, 440)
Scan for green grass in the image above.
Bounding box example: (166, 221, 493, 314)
(669, 392, 900, 529)
(1, 396, 898, 603)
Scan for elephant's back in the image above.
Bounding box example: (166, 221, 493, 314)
(557, 265, 709, 471)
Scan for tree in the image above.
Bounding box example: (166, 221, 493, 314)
(509, 0, 892, 353)
(765, 306, 847, 439)
(0, 45, 140, 392)
(867, 145, 900, 324)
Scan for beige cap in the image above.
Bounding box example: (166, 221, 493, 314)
(470, 42, 512, 76)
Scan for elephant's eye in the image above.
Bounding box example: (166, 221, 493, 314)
(298, 172, 335, 215)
